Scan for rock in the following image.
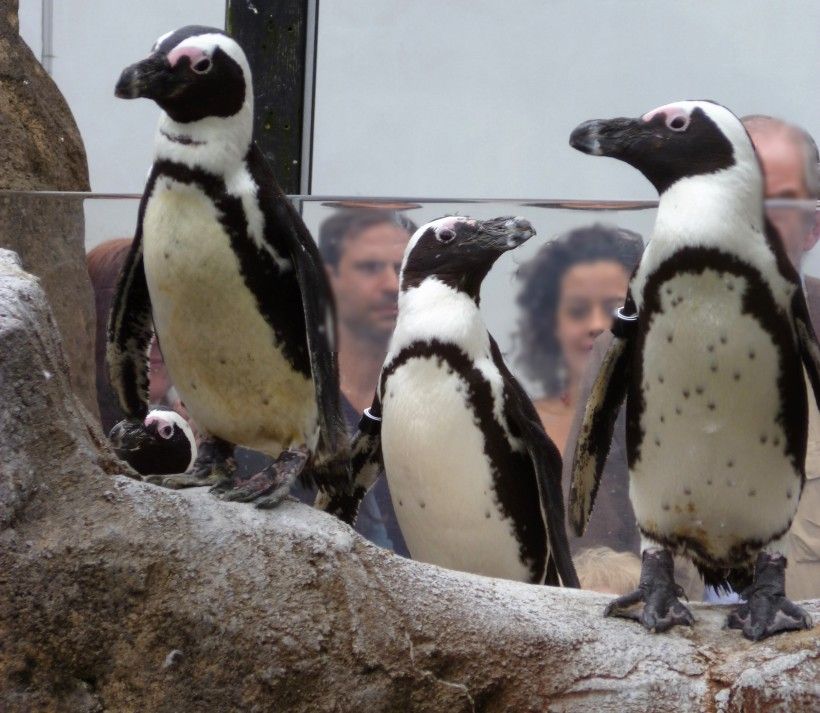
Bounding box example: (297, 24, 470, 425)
(0, 250, 817, 712)
(0, 0, 98, 418)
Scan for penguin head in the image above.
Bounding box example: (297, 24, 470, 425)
(115, 26, 251, 125)
(110, 409, 197, 476)
(400, 216, 535, 299)
(570, 100, 759, 196)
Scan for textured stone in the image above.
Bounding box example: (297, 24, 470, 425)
(0, 0, 97, 417)
(0, 250, 817, 712)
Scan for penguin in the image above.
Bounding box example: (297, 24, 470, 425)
(568, 100, 816, 639)
(110, 409, 197, 476)
(108, 26, 349, 507)
(322, 216, 579, 587)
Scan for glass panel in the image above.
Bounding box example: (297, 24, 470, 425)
(3, 190, 817, 404)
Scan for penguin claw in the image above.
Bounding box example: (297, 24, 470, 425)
(726, 552, 813, 641)
(219, 449, 307, 508)
(605, 549, 694, 633)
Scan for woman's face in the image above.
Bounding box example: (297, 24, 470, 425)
(555, 260, 631, 384)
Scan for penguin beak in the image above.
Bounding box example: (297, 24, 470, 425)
(477, 216, 536, 252)
(569, 117, 648, 159)
(109, 419, 151, 452)
(115, 54, 173, 100)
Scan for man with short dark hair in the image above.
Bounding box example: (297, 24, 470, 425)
(320, 210, 417, 413)
(319, 209, 417, 554)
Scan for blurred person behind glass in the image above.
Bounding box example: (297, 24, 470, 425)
(515, 224, 643, 454)
(86, 238, 133, 432)
(743, 115, 820, 600)
(516, 225, 644, 559)
(317, 208, 418, 555)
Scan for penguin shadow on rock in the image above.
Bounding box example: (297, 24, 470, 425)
(319, 215, 580, 588)
(106, 26, 352, 509)
(569, 99, 817, 640)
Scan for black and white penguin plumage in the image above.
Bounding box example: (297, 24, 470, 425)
(108, 26, 349, 506)
(569, 100, 817, 639)
(110, 409, 197, 476)
(324, 216, 579, 587)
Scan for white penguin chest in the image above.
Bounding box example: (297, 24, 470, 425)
(141, 179, 315, 453)
(631, 268, 802, 559)
(380, 354, 532, 582)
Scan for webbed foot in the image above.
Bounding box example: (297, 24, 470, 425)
(726, 552, 813, 641)
(220, 449, 308, 508)
(145, 436, 235, 490)
(604, 549, 694, 633)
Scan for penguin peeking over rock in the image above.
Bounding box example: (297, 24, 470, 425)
(110, 409, 197, 477)
(321, 215, 579, 588)
(569, 100, 816, 640)
(107, 26, 350, 508)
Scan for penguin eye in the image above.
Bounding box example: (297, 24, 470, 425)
(436, 228, 456, 244)
(158, 423, 175, 440)
(192, 57, 213, 75)
(667, 115, 689, 132)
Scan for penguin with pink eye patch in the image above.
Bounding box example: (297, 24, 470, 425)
(322, 216, 579, 588)
(110, 409, 197, 476)
(569, 100, 817, 640)
(108, 26, 350, 508)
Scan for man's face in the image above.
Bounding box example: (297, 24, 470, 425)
(328, 222, 410, 342)
(748, 128, 819, 269)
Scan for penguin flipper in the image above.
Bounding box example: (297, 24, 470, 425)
(317, 393, 384, 525)
(489, 338, 579, 588)
(792, 289, 820, 411)
(568, 332, 632, 538)
(106, 170, 160, 420)
(247, 145, 350, 490)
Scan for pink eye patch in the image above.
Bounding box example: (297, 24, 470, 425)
(167, 45, 209, 68)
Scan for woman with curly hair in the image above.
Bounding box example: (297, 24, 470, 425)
(516, 224, 643, 453)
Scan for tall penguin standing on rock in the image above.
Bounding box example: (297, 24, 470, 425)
(323, 216, 579, 587)
(108, 26, 350, 506)
(569, 100, 816, 639)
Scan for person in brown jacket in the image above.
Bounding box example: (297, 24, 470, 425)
(563, 115, 820, 600)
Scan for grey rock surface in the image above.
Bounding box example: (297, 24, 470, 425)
(0, 0, 98, 418)
(0, 249, 817, 712)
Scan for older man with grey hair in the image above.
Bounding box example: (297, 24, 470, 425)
(741, 115, 820, 600)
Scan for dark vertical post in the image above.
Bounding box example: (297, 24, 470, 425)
(226, 0, 310, 194)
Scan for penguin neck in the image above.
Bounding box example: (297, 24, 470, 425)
(654, 160, 765, 245)
(389, 277, 489, 360)
(154, 101, 254, 179)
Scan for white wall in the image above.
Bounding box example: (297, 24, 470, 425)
(312, 0, 820, 199)
(19, 1, 820, 199)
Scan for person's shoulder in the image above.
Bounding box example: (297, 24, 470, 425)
(804, 276, 820, 334)
(532, 396, 568, 420)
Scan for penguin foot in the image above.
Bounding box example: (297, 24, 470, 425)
(726, 552, 813, 641)
(220, 449, 308, 508)
(604, 549, 694, 633)
(145, 436, 235, 490)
